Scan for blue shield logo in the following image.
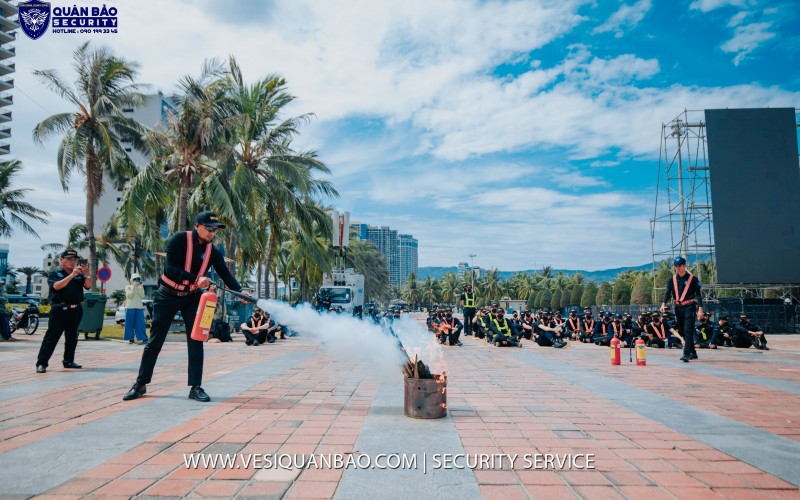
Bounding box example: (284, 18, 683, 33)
(19, 2, 51, 40)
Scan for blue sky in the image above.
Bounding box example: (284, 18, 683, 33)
(5, 0, 800, 272)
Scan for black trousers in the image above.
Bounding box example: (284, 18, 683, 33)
(675, 305, 697, 357)
(493, 334, 518, 346)
(439, 327, 462, 345)
(136, 289, 204, 387)
(244, 329, 274, 344)
(36, 307, 82, 368)
(463, 308, 476, 335)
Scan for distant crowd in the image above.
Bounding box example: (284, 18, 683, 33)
(427, 306, 768, 350)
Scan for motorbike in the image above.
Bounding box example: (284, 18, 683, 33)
(9, 303, 40, 335)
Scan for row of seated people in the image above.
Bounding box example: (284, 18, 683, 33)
(427, 307, 769, 350)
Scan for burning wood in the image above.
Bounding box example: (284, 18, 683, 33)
(402, 354, 438, 380)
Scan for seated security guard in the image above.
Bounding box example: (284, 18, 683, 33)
(694, 311, 714, 349)
(735, 314, 769, 350)
(535, 311, 566, 348)
(710, 314, 734, 348)
(438, 309, 463, 346)
(488, 308, 521, 347)
(241, 307, 280, 345)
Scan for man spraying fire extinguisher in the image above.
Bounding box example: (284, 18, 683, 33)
(123, 212, 250, 402)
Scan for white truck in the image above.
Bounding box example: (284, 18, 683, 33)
(319, 268, 364, 316)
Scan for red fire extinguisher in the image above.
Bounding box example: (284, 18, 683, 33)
(635, 337, 646, 366)
(610, 336, 621, 365)
(190, 289, 219, 342)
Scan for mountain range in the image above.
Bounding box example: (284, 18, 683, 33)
(417, 262, 654, 283)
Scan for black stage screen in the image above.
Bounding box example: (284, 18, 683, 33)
(705, 108, 800, 284)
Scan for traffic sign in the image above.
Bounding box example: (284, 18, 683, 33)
(97, 266, 112, 282)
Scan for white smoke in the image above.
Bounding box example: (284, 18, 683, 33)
(258, 300, 446, 377)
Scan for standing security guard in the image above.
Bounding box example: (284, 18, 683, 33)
(661, 256, 703, 362)
(460, 284, 477, 336)
(123, 212, 248, 402)
(36, 249, 91, 373)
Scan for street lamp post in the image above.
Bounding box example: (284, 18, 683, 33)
(468, 253, 476, 287)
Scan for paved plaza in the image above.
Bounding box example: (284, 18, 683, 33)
(0, 318, 799, 499)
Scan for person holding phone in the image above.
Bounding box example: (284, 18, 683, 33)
(36, 249, 92, 373)
(124, 273, 148, 344)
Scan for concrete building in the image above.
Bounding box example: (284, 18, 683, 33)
(0, 1, 17, 157)
(366, 226, 399, 286)
(398, 234, 418, 283)
(457, 262, 484, 283)
(91, 93, 176, 296)
(350, 222, 418, 287)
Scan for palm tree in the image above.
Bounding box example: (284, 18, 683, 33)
(420, 276, 440, 308)
(283, 205, 332, 301)
(33, 41, 148, 289)
(439, 272, 462, 306)
(0, 160, 49, 238)
(16, 266, 44, 294)
(141, 60, 233, 233)
(482, 269, 502, 303)
(401, 273, 420, 308)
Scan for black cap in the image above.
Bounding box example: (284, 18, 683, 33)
(719, 314, 729, 320)
(60, 248, 79, 259)
(195, 211, 226, 228)
(674, 256, 687, 266)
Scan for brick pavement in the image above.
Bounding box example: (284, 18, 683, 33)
(0, 324, 798, 499)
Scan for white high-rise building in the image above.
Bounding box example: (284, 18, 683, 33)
(398, 234, 418, 284)
(92, 93, 176, 295)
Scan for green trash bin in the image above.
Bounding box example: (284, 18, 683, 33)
(78, 292, 107, 340)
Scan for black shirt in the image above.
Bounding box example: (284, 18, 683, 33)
(663, 272, 703, 307)
(48, 267, 88, 305)
(163, 230, 242, 292)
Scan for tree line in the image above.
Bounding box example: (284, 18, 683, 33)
(398, 261, 731, 310)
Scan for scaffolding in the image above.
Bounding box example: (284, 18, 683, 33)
(651, 109, 715, 296)
(650, 109, 800, 330)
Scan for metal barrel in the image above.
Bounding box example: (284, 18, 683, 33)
(404, 375, 447, 419)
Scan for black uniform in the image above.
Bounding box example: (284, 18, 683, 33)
(460, 291, 477, 336)
(695, 319, 714, 348)
(663, 272, 703, 358)
(488, 316, 520, 346)
(136, 230, 242, 388)
(243, 314, 279, 345)
(581, 316, 596, 343)
(564, 315, 581, 340)
(36, 268, 89, 369)
(710, 321, 734, 347)
(536, 319, 564, 347)
(438, 315, 463, 345)
(735, 319, 768, 349)
(592, 319, 614, 346)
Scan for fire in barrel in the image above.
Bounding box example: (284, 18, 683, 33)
(402, 354, 447, 419)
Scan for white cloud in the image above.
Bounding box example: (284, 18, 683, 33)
(689, 0, 749, 13)
(593, 0, 652, 38)
(3, 0, 796, 273)
(688, 2, 781, 66)
(721, 21, 777, 65)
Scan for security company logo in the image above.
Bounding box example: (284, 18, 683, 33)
(19, 1, 51, 40)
